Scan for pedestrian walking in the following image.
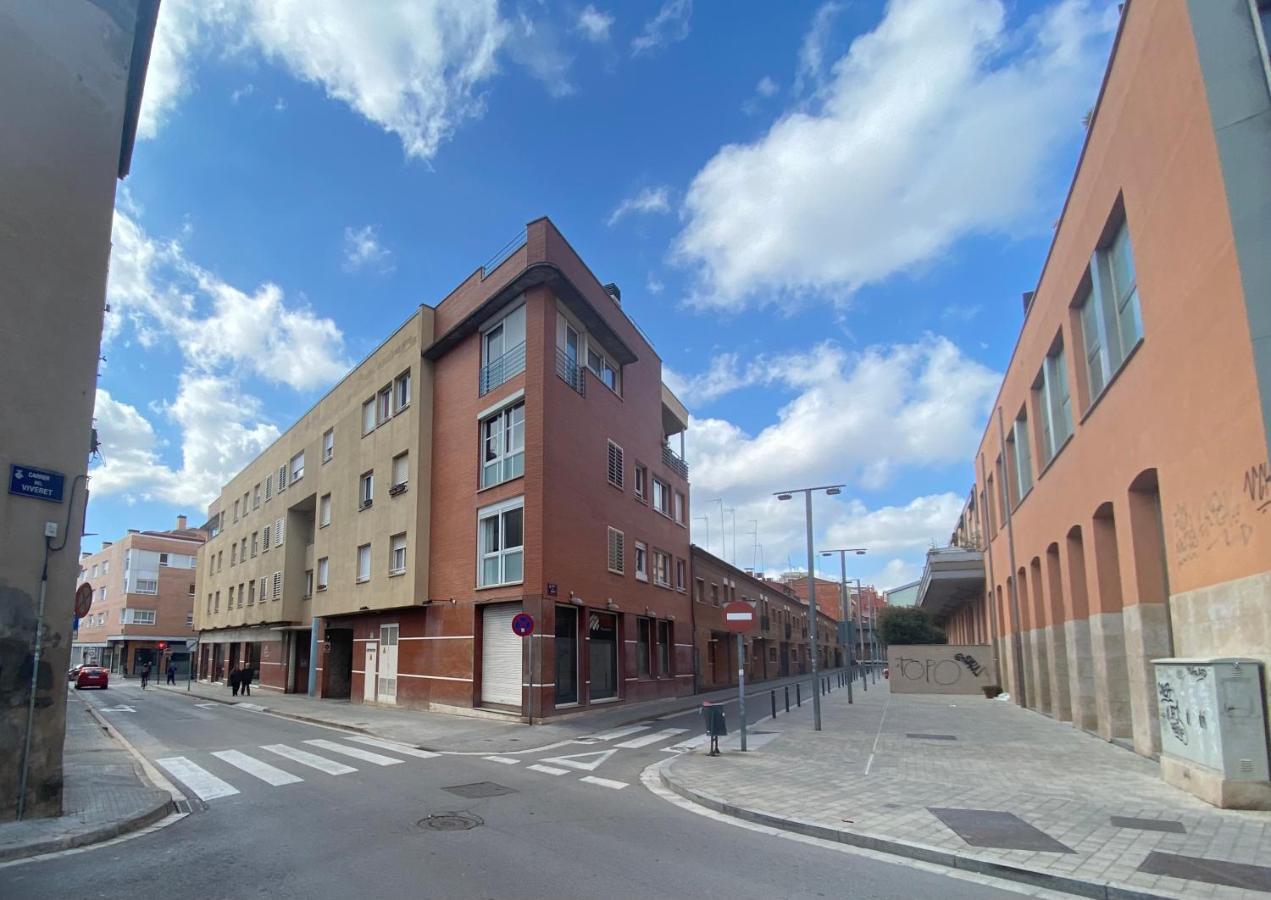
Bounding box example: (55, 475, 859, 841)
(166, 661, 176, 686)
(229, 664, 241, 697)
(240, 665, 253, 697)
(140, 660, 152, 690)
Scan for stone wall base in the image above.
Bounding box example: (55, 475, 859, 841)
(1160, 754, 1271, 810)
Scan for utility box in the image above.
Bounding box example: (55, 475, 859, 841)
(701, 703, 727, 737)
(1152, 658, 1270, 810)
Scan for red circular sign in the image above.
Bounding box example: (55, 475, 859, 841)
(723, 600, 756, 634)
(74, 582, 93, 619)
(511, 613, 535, 637)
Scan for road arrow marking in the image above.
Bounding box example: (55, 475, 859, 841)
(539, 748, 617, 772)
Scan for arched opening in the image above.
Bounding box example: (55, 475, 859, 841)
(1125, 468, 1173, 755)
(1046, 542, 1072, 721)
(1029, 556, 1051, 713)
(1091, 502, 1132, 741)
(1065, 525, 1098, 732)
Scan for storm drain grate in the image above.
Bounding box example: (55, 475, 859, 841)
(418, 813, 483, 832)
(907, 733, 958, 741)
(1110, 815, 1186, 834)
(443, 781, 517, 799)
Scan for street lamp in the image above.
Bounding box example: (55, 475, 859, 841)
(821, 548, 866, 703)
(775, 483, 844, 731)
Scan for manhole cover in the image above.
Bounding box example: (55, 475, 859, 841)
(418, 813, 483, 832)
(443, 781, 517, 799)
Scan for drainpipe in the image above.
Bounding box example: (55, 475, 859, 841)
(996, 408, 1028, 708)
(975, 460, 1002, 679)
(307, 617, 320, 696)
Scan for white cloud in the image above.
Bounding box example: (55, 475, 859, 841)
(508, 9, 576, 98)
(230, 83, 255, 104)
(577, 5, 614, 42)
(646, 273, 665, 295)
(139, 0, 508, 160)
(794, 2, 843, 96)
(606, 186, 672, 226)
(674, 0, 1115, 310)
(631, 0, 692, 56)
(756, 76, 779, 98)
(342, 225, 394, 274)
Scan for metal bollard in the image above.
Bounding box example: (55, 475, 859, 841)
(796, 683, 802, 707)
(771, 690, 777, 720)
(785, 685, 790, 712)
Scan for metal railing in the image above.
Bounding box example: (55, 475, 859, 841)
(662, 443, 689, 479)
(481, 229, 527, 278)
(479, 341, 526, 396)
(555, 347, 585, 395)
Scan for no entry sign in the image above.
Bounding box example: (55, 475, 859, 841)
(723, 600, 755, 634)
(511, 612, 535, 637)
(74, 582, 93, 619)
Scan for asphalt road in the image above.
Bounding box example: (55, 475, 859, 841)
(1, 677, 1032, 900)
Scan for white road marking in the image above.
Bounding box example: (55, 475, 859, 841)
(195, 702, 221, 708)
(261, 744, 356, 775)
(237, 702, 266, 710)
(483, 755, 520, 765)
(865, 693, 891, 776)
(538, 748, 617, 772)
(587, 724, 650, 741)
(527, 764, 569, 776)
(99, 705, 136, 713)
(580, 776, 628, 790)
(211, 750, 302, 786)
(156, 756, 240, 801)
(664, 734, 710, 753)
(343, 735, 441, 759)
(303, 739, 404, 766)
(615, 728, 688, 749)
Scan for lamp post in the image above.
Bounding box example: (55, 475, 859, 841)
(821, 548, 866, 703)
(775, 483, 844, 731)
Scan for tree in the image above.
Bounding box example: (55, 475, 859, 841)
(876, 606, 947, 646)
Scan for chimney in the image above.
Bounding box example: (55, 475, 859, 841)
(102, 541, 113, 548)
(1022, 290, 1035, 313)
(128, 529, 139, 534)
(603, 282, 621, 304)
(177, 514, 188, 530)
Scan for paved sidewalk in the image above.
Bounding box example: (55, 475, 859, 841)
(0, 693, 174, 863)
(152, 668, 847, 753)
(662, 678, 1271, 899)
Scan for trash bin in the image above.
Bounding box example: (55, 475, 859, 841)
(701, 702, 727, 756)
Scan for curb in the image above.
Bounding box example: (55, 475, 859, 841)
(657, 763, 1175, 900)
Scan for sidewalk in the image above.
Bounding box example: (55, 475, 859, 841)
(661, 678, 1271, 900)
(0, 693, 175, 863)
(153, 668, 846, 753)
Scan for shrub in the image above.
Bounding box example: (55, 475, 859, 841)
(876, 606, 947, 645)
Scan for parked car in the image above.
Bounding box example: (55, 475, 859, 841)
(68, 664, 84, 680)
(74, 666, 109, 690)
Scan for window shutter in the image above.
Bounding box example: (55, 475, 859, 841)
(278, 464, 287, 490)
(607, 528, 624, 573)
(273, 572, 282, 599)
(275, 518, 284, 546)
(607, 441, 624, 487)
(265, 474, 273, 499)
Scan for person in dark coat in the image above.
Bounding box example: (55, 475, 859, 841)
(228, 664, 241, 696)
(140, 660, 152, 689)
(239, 665, 254, 697)
(166, 662, 177, 685)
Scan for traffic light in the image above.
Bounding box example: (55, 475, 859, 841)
(157, 641, 167, 650)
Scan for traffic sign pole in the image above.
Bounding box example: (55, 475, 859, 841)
(737, 633, 747, 752)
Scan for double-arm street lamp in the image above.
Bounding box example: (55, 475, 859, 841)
(821, 548, 866, 703)
(775, 483, 844, 731)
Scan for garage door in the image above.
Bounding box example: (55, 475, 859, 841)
(481, 603, 523, 707)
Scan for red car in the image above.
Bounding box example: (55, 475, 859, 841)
(74, 666, 109, 690)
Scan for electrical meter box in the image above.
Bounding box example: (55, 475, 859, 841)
(1152, 657, 1270, 810)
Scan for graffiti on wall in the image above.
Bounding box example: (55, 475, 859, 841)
(1157, 680, 1188, 745)
(887, 645, 997, 694)
(1172, 487, 1254, 567)
(1244, 461, 1270, 514)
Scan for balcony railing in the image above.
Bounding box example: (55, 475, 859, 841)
(481, 228, 527, 278)
(662, 443, 689, 479)
(479, 341, 526, 396)
(555, 347, 585, 395)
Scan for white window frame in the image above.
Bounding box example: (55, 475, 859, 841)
(653, 549, 670, 588)
(389, 532, 407, 575)
(265, 473, 273, 500)
(1012, 412, 1033, 500)
(394, 370, 411, 414)
(377, 385, 392, 425)
(607, 527, 625, 575)
(277, 463, 287, 491)
(317, 557, 329, 591)
(275, 518, 284, 547)
(359, 471, 374, 509)
(323, 428, 334, 462)
(135, 579, 158, 595)
(481, 303, 527, 393)
(585, 342, 621, 394)
(634, 464, 647, 501)
(392, 452, 409, 492)
(673, 490, 685, 524)
(251, 531, 258, 558)
(290, 451, 305, 484)
(253, 483, 261, 509)
(634, 541, 648, 582)
(262, 524, 271, 551)
(652, 477, 670, 516)
(362, 398, 376, 435)
(131, 609, 156, 626)
(477, 496, 525, 588)
(356, 544, 372, 584)
(480, 401, 525, 489)
(319, 494, 331, 528)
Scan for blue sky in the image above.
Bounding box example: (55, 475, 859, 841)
(89, 0, 1120, 591)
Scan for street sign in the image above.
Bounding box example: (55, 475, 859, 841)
(723, 600, 755, 634)
(9, 464, 65, 503)
(511, 612, 535, 637)
(74, 582, 93, 618)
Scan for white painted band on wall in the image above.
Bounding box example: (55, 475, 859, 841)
(399, 635, 474, 640)
(396, 673, 473, 681)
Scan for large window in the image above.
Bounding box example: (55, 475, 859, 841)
(481, 304, 526, 394)
(356, 544, 371, 583)
(653, 550, 671, 587)
(478, 498, 524, 587)
(586, 345, 620, 393)
(390, 533, 407, 574)
(481, 402, 525, 488)
(1036, 341, 1073, 464)
(1078, 216, 1143, 404)
(317, 557, 329, 591)
(673, 491, 685, 524)
(652, 478, 670, 516)
(1011, 411, 1033, 501)
(362, 399, 376, 435)
(290, 451, 305, 483)
(319, 494, 331, 527)
(392, 452, 409, 491)
(634, 541, 648, 582)
(637, 618, 652, 677)
(394, 369, 411, 413)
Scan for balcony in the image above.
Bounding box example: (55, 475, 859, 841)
(662, 444, 688, 479)
(479, 341, 526, 396)
(555, 347, 585, 395)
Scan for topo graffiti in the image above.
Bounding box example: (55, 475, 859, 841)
(1172, 487, 1254, 567)
(888, 645, 996, 694)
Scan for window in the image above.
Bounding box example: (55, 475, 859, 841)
(634, 464, 647, 501)
(694, 578, 704, 603)
(233, 499, 240, 522)
(652, 478, 670, 516)
(657, 621, 670, 677)
(1079, 215, 1143, 404)
(231, 544, 238, 566)
(362, 398, 376, 435)
(394, 370, 411, 413)
(241, 582, 249, 606)
(207, 594, 213, 616)
(240, 537, 247, 562)
(214, 591, 220, 613)
(356, 544, 371, 583)
(390, 533, 407, 574)
(637, 618, 651, 677)
(131, 609, 156, 625)
(230, 586, 237, 607)
(586, 344, 620, 393)
(243, 491, 249, 514)
(278, 463, 288, 492)
(710, 583, 720, 605)
(159, 553, 169, 567)
(319, 494, 331, 527)
(391, 452, 409, 492)
(135, 579, 158, 594)
(673, 491, 685, 524)
(675, 558, 686, 592)
(262, 524, 271, 550)
(323, 428, 334, 462)
(1012, 411, 1033, 500)
(304, 569, 313, 599)
(275, 518, 284, 547)
(481, 304, 526, 393)
(377, 386, 391, 424)
(606, 440, 624, 488)
(91, 564, 98, 577)
(634, 541, 648, 581)
(259, 576, 267, 600)
(265, 473, 273, 500)
(317, 557, 329, 590)
(248, 580, 256, 605)
(251, 531, 258, 557)
(253, 483, 261, 509)
(272, 571, 282, 599)
(653, 550, 671, 587)
(1036, 341, 1073, 463)
(607, 527, 625, 574)
(359, 471, 374, 508)
(188, 583, 195, 596)
(477, 497, 524, 587)
(290, 451, 305, 483)
(481, 402, 525, 488)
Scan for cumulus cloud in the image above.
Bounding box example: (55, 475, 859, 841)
(606, 186, 672, 226)
(577, 5, 614, 42)
(631, 0, 692, 56)
(793, 2, 843, 96)
(507, 8, 576, 98)
(674, 0, 1116, 310)
(342, 225, 394, 274)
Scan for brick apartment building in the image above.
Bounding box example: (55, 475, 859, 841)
(778, 572, 884, 663)
(194, 218, 693, 718)
(691, 547, 842, 688)
(74, 516, 206, 676)
(916, 0, 1271, 768)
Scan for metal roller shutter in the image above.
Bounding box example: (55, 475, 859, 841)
(481, 603, 523, 706)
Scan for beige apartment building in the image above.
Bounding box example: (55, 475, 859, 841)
(74, 517, 206, 676)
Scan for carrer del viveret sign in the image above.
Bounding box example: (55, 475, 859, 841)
(9, 464, 65, 503)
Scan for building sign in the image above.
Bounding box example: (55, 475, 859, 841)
(9, 464, 65, 503)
